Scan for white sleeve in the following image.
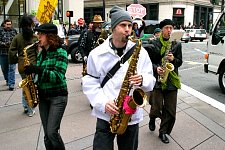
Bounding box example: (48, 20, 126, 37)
(137, 47, 156, 92)
(82, 54, 108, 113)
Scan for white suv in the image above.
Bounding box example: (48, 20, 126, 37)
(186, 29, 207, 42)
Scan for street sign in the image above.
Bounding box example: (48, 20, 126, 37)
(127, 4, 146, 19)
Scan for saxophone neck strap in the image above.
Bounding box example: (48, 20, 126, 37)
(101, 43, 137, 88)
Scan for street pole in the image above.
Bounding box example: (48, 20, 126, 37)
(222, 0, 224, 12)
(103, 0, 105, 20)
(134, 0, 138, 4)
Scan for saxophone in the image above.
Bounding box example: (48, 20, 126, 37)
(158, 42, 174, 83)
(19, 41, 39, 108)
(109, 37, 147, 135)
(95, 29, 108, 47)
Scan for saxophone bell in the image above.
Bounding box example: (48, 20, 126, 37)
(130, 88, 148, 108)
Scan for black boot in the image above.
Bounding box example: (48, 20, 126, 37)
(148, 118, 156, 131)
(159, 133, 169, 144)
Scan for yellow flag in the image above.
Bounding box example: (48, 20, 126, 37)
(36, 0, 58, 24)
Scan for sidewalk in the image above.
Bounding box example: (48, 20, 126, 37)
(0, 63, 225, 150)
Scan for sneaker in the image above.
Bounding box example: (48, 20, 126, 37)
(23, 108, 28, 114)
(9, 85, 14, 91)
(27, 110, 35, 117)
(9, 87, 14, 91)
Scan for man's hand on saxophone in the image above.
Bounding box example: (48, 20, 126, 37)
(129, 74, 143, 86)
(157, 67, 164, 76)
(105, 100, 119, 115)
(166, 52, 174, 62)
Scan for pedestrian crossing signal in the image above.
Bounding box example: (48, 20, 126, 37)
(66, 11, 73, 17)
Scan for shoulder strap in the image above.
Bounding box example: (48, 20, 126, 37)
(101, 44, 137, 88)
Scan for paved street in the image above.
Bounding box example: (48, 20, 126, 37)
(1, 62, 225, 150)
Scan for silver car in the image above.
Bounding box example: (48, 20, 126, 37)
(181, 29, 191, 43)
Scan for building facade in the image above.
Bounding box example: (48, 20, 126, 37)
(0, 0, 83, 30)
(0, 0, 222, 31)
(84, 0, 222, 31)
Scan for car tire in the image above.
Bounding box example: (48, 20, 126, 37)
(218, 67, 225, 93)
(71, 47, 83, 63)
(185, 40, 188, 43)
(200, 39, 203, 42)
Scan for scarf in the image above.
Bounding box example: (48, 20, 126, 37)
(159, 34, 181, 90)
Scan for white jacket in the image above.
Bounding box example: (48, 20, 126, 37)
(82, 36, 156, 125)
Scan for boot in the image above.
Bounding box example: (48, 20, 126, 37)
(148, 118, 156, 131)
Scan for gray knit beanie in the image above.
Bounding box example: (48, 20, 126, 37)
(109, 5, 132, 29)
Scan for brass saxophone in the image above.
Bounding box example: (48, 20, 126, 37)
(109, 37, 147, 135)
(96, 29, 108, 47)
(158, 42, 174, 83)
(19, 41, 39, 108)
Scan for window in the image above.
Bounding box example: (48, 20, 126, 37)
(212, 13, 225, 45)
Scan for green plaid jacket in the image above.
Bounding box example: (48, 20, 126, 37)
(36, 47, 68, 97)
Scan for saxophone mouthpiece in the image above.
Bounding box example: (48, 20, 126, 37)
(35, 41, 40, 44)
(126, 35, 130, 40)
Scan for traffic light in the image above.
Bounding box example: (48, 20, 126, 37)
(66, 11, 73, 17)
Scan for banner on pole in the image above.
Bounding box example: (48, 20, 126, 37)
(36, 0, 58, 24)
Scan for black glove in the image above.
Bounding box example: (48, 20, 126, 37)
(24, 64, 43, 75)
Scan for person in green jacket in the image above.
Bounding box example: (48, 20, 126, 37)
(24, 23, 68, 150)
(8, 15, 38, 117)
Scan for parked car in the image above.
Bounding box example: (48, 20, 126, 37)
(181, 29, 191, 43)
(186, 29, 207, 42)
(66, 34, 82, 63)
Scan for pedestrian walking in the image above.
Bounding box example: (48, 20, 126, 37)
(0, 19, 17, 90)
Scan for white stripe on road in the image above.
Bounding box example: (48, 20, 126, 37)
(181, 83, 225, 113)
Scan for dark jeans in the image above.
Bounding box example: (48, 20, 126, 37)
(39, 95, 68, 150)
(0, 54, 9, 83)
(149, 89, 177, 135)
(93, 118, 139, 150)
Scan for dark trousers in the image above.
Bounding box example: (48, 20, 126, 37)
(39, 96, 68, 150)
(149, 89, 177, 135)
(93, 118, 139, 150)
(0, 54, 8, 82)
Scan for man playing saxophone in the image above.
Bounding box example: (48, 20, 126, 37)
(82, 5, 155, 150)
(8, 15, 38, 117)
(78, 15, 105, 77)
(144, 19, 183, 144)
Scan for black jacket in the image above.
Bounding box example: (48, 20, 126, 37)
(78, 30, 101, 57)
(144, 38, 183, 90)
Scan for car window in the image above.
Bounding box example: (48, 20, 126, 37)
(196, 30, 206, 34)
(185, 29, 190, 33)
